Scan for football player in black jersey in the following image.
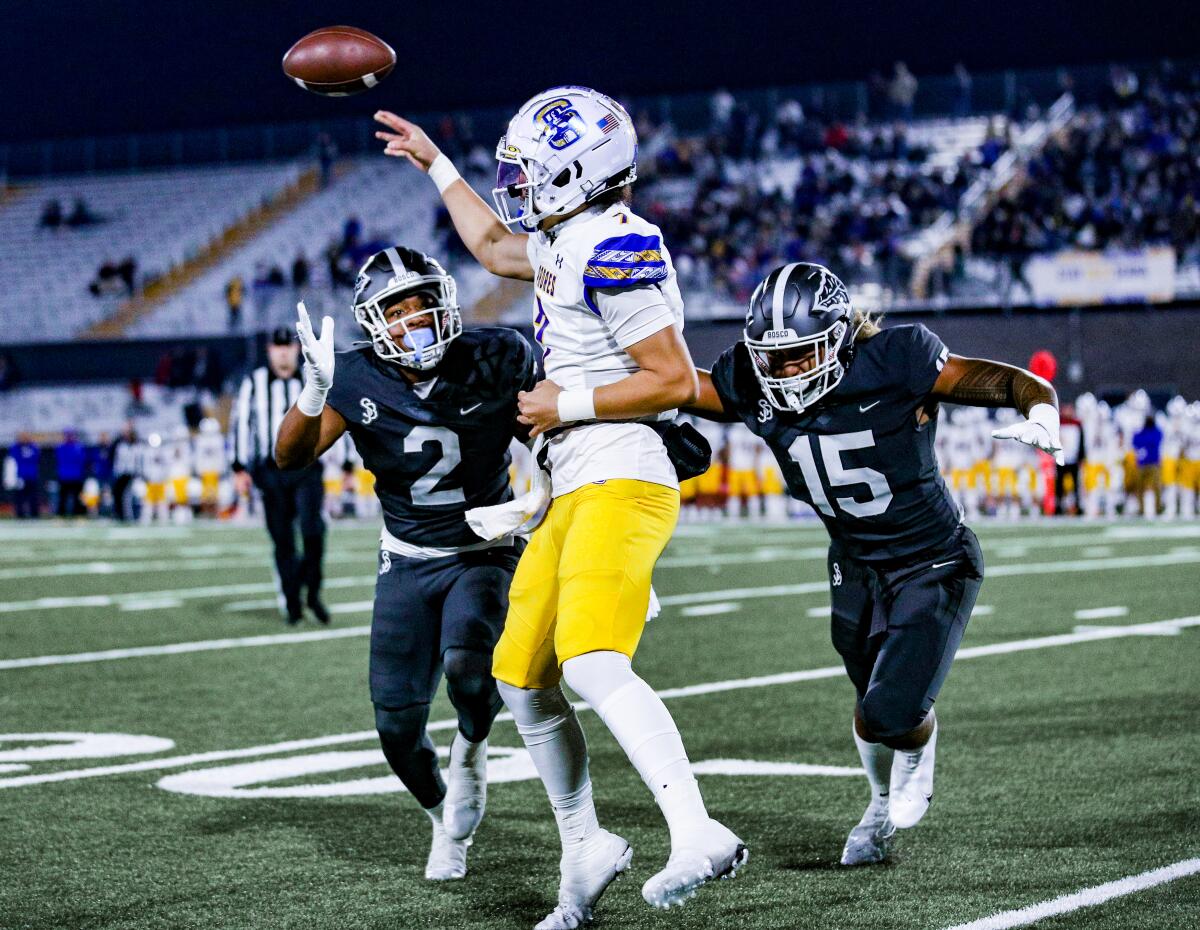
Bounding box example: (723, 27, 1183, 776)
(688, 262, 1064, 866)
(275, 246, 537, 881)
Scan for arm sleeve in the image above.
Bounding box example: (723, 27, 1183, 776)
(589, 285, 676, 349)
(905, 324, 950, 401)
(710, 347, 744, 414)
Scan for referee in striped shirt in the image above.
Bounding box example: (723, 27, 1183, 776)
(231, 327, 330, 625)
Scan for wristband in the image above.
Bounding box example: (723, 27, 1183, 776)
(297, 381, 328, 418)
(1027, 403, 1059, 431)
(427, 153, 461, 195)
(557, 388, 596, 424)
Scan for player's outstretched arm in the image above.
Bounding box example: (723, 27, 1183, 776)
(276, 304, 349, 469)
(517, 326, 699, 437)
(931, 355, 1065, 464)
(374, 111, 533, 281)
(686, 370, 739, 423)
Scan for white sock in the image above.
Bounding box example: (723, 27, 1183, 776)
(562, 651, 709, 847)
(452, 731, 485, 764)
(853, 725, 894, 805)
(497, 681, 599, 850)
(425, 800, 444, 826)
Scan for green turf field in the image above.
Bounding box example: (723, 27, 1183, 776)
(2, 518, 1198, 930)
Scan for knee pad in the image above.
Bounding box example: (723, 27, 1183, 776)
(858, 691, 928, 743)
(560, 650, 638, 711)
(497, 681, 574, 734)
(443, 647, 494, 701)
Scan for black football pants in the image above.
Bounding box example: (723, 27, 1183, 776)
(829, 525, 984, 740)
(252, 462, 325, 610)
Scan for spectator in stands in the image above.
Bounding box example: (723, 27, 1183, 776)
(39, 199, 63, 230)
(7, 432, 41, 519)
(291, 252, 310, 290)
(225, 274, 244, 331)
(89, 259, 126, 297)
(88, 433, 115, 516)
(111, 423, 139, 522)
(55, 430, 86, 517)
(116, 255, 137, 295)
(65, 197, 100, 227)
(0, 351, 14, 392)
(315, 132, 338, 189)
(889, 62, 918, 120)
(953, 63, 973, 118)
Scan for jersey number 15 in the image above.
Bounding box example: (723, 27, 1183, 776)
(788, 430, 893, 518)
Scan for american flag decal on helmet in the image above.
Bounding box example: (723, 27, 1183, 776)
(597, 113, 620, 134)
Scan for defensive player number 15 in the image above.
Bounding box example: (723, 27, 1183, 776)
(788, 430, 893, 518)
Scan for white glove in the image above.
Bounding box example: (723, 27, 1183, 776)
(992, 403, 1065, 465)
(295, 301, 335, 416)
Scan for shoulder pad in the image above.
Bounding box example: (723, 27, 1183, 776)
(582, 230, 668, 289)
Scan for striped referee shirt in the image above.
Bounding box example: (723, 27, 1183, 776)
(231, 366, 303, 471)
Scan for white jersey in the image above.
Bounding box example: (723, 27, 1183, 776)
(194, 433, 226, 475)
(167, 438, 193, 480)
(726, 423, 761, 471)
(526, 203, 686, 497)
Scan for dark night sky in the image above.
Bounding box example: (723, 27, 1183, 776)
(1, 0, 1196, 144)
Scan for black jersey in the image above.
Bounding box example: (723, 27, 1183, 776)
(326, 327, 537, 548)
(712, 324, 961, 563)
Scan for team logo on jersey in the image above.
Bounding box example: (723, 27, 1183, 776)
(758, 399, 774, 423)
(534, 98, 586, 150)
(831, 562, 842, 587)
(379, 550, 391, 575)
(360, 397, 378, 425)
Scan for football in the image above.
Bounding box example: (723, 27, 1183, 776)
(282, 26, 395, 96)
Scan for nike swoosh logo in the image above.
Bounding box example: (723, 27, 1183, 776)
(460, 403, 483, 415)
(860, 401, 881, 412)
(931, 560, 956, 569)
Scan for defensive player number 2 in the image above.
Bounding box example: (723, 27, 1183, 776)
(788, 430, 892, 518)
(405, 425, 466, 506)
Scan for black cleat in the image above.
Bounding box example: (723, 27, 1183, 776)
(285, 599, 304, 626)
(307, 596, 331, 625)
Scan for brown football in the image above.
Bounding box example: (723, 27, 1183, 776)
(282, 26, 395, 97)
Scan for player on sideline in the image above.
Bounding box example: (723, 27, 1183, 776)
(687, 262, 1064, 866)
(377, 88, 745, 929)
(274, 246, 537, 881)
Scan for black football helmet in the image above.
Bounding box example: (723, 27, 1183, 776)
(353, 246, 462, 370)
(744, 262, 860, 413)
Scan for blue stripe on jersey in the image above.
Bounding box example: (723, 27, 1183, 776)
(583, 233, 668, 288)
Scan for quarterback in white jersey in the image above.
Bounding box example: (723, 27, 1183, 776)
(377, 86, 745, 929)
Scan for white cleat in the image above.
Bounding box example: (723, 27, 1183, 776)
(443, 733, 487, 841)
(889, 720, 938, 829)
(425, 816, 471, 881)
(641, 818, 748, 910)
(534, 829, 632, 930)
(840, 798, 897, 865)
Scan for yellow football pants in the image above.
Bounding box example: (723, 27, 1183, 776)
(492, 479, 679, 690)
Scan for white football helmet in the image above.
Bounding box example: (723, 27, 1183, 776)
(493, 86, 637, 231)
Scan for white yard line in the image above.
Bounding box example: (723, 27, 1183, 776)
(942, 857, 1200, 930)
(2, 613, 1196, 790)
(1073, 606, 1129, 621)
(680, 603, 741, 617)
(0, 549, 376, 581)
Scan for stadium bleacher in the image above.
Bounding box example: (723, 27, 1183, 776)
(0, 162, 301, 344)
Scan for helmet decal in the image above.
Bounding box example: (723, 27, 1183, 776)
(534, 98, 587, 150)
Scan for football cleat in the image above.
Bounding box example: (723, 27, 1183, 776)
(840, 798, 896, 866)
(443, 733, 487, 841)
(534, 829, 632, 930)
(641, 818, 747, 910)
(425, 816, 471, 881)
(889, 719, 938, 829)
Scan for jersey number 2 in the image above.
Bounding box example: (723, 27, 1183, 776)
(788, 431, 892, 518)
(405, 426, 465, 506)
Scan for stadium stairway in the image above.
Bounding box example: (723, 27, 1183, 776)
(81, 165, 330, 340)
